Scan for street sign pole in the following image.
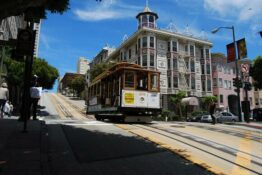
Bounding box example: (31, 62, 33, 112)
(232, 27, 242, 122)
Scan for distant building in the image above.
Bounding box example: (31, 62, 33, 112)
(91, 45, 115, 68)
(211, 53, 254, 114)
(90, 5, 213, 109)
(77, 57, 90, 75)
(33, 21, 41, 57)
(59, 72, 85, 95)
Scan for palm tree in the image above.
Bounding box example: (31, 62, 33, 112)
(170, 91, 186, 118)
(202, 96, 218, 111)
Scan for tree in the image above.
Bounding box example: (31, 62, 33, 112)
(170, 91, 186, 118)
(4, 56, 59, 89)
(0, 0, 70, 20)
(201, 95, 218, 111)
(88, 62, 115, 81)
(69, 75, 85, 97)
(251, 56, 262, 89)
(32, 58, 59, 89)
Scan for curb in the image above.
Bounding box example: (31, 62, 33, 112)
(225, 122, 262, 130)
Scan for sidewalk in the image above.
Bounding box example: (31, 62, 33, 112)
(233, 121, 262, 129)
(0, 117, 48, 175)
(225, 121, 262, 130)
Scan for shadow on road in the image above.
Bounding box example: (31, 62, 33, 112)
(46, 122, 213, 175)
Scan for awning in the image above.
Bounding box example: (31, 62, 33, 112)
(181, 97, 199, 106)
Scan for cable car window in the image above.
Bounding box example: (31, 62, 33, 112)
(125, 71, 135, 88)
(150, 74, 158, 91)
(137, 73, 148, 90)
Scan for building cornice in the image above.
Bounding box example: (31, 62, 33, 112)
(107, 27, 213, 61)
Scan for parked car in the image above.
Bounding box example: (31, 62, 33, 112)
(252, 108, 262, 121)
(201, 115, 212, 123)
(216, 112, 238, 123)
(187, 114, 202, 122)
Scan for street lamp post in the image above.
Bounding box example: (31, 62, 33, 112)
(212, 26, 242, 122)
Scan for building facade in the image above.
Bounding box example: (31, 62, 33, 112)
(90, 6, 213, 109)
(212, 53, 255, 114)
(254, 89, 262, 108)
(77, 57, 90, 75)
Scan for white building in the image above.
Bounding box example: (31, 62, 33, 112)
(77, 57, 90, 75)
(90, 5, 213, 109)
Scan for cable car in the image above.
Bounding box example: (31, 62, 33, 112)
(87, 62, 161, 122)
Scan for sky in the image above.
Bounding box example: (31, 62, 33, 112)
(38, 0, 262, 90)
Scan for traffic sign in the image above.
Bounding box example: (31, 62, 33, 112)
(241, 64, 249, 73)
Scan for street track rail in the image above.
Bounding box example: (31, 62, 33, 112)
(130, 124, 262, 175)
(48, 94, 75, 119)
(180, 123, 262, 143)
(57, 94, 94, 120)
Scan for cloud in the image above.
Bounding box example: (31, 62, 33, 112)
(74, 0, 141, 21)
(204, 0, 262, 21)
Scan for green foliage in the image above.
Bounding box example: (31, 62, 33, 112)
(89, 62, 115, 81)
(169, 91, 186, 118)
(32, 58, 59, 89)
(4, 57, 59, 89)
(201, 95, 218, 111)
(69, 76, 85, 97)
(0, 0, 70, 20)
(251, 56, 262, 89)
(4, 58, 25, 86)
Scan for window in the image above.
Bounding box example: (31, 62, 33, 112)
(129, 49, 131, 59)
(217, 64, 222, 72)
(150, 54, 154, 67)
(191, 77, 195, 90)
(255, 99, 259, 105)
(142, 15, 147, 23)
(219, 78, 223, 88)
(202, 81, 206, 91)
(173, 59, 177, 70)
(213, 78, 217, 87)
(135, 44, 138, 54)
(185, 45, 188, 52)
(224, 80, 227, 88)
(172, 41, 177, 52)
(220, 95, 223, 103)
(200, 49, 204, 58)
(142, 37, 147, 48)
(168, 59, 171, 70)
(228, 81, 232, 89)
(149, 15, 154, 22)
(167, 42, 171, 52)
(138, 38, 141, 48)
(97, 82, 100, 95)
(191, 61, 195, 72)
(120, 52, 123, 61)
(142, 55, 147, 66)
(150, 37, 154, 48)
(201, 64, 205, 74)
(125, 71, 135, 88)
(173, 76, 178, 88)
(150, 74, 158, 90)
(205, 49, 210, 59)
(137, 73, 148, 90)
(190, 45, 194, 56)
(206, 64, 210, 74)
(168, 77, 171, 88)
(260, 99, 262, 105)
(207, 79, 211, 91)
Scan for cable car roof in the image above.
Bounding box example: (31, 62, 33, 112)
(90, 62, 160, 85)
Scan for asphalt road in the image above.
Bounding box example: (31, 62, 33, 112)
(39, 93, 212, 175)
